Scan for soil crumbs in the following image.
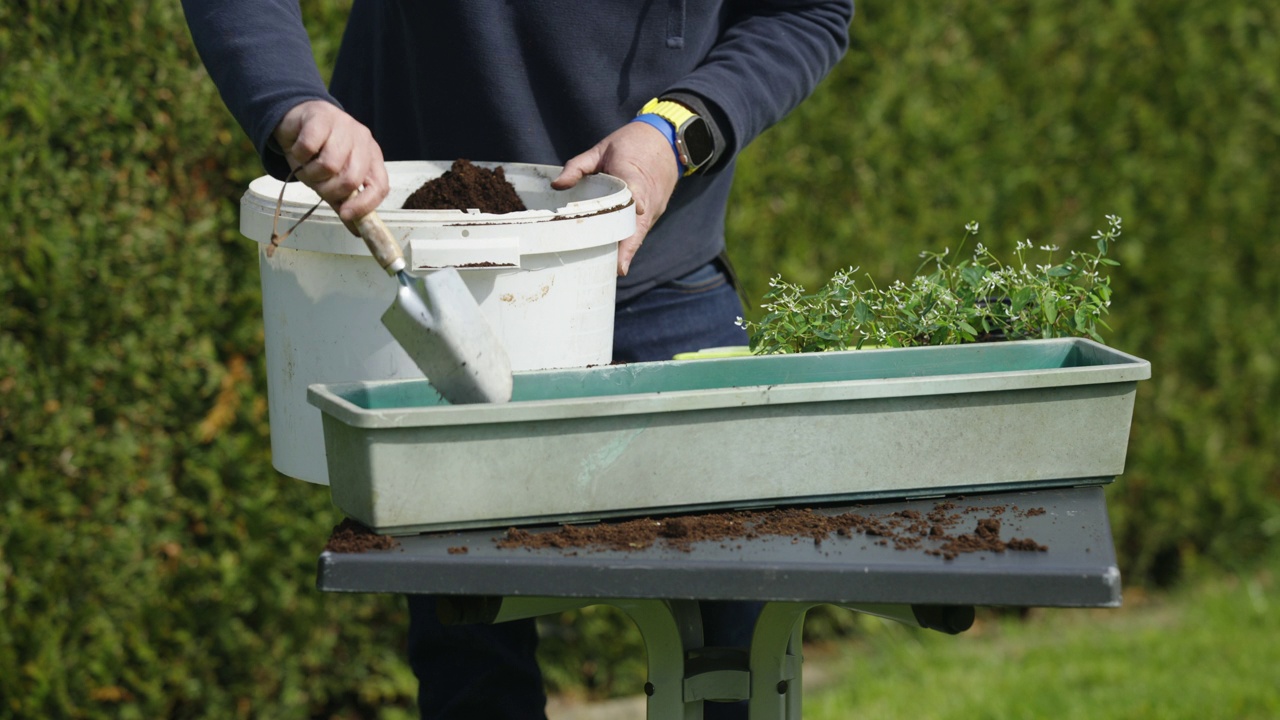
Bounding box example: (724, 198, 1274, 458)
(324, 518, 401, 553)
(402, 158, 527, 213)
(497, 502, 1049, 561)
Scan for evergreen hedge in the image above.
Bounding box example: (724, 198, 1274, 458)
(2, 2, 1276, 717)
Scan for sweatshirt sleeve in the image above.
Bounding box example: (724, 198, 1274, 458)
(181, 0, 341, 179)
(667, 0, 854, 173)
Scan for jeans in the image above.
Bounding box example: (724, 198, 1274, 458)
(408, 259, 761, 720)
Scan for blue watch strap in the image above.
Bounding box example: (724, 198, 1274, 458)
(630, 114, 685, 175)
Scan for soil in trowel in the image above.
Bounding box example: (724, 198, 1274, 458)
(402, 158, 527, 213)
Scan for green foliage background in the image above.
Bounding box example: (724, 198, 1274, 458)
(1, 1, 1276, 717)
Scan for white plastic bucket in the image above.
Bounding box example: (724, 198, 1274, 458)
(240, 160, 634, 484)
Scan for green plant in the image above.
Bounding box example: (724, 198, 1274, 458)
(742, 216, 1123, 354)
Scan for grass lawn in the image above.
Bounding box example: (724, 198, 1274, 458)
(803, 551, 1280, 719)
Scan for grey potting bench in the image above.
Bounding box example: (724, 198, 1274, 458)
(317, 484, 1121, 719)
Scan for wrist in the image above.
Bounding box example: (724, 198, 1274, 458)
(630, 113, 685, 176)
(636, 97, 714, 177)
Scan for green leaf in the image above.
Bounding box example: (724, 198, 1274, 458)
(1042, 298, 1059, 325)
(853, 300, 872, 324)
(1011, 287, 1036, 312)
(1074, 307, 1092, 331)
(960, 265, 987, 289)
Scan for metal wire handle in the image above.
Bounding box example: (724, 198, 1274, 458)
(265, 166, 323, 258)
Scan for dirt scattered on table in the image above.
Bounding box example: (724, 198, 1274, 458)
(496, 502, 1050, 561)
(324, 518, 401, 553)
(402, 158, 527, 213)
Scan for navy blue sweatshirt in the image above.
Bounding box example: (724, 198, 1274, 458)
(182, 0, 853, 300)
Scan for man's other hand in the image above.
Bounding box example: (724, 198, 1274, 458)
(552, 122, 681, 276)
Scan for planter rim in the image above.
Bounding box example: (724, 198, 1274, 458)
(308, 337, 1150, 430)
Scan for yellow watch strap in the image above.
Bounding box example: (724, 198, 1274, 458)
(639, 98, 697, 129)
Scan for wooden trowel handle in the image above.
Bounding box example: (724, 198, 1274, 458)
(337, 190, 405, 275)
(354, 211, 406, 275)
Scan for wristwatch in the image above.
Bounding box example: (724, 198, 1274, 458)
(637, 97, 714, 176)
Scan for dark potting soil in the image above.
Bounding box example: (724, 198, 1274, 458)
(402, 158, 527, 213)
(324, 517, 401, 553)
(495, 502, 1049, 561)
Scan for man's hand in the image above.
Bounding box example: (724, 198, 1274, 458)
(273, 100, 389, 232)
(552, 121, 681, 276)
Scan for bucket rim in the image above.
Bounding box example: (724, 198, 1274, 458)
(243, 160, 632, 226)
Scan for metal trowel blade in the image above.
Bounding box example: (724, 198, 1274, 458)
(381, 268, 513, 404)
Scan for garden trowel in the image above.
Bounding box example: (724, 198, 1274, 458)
(350, 206, 513, 404)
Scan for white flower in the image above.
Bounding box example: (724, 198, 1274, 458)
(965, 221, 980, 234)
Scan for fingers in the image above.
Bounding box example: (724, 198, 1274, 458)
(616, 194, 666, 275)
(609, 123, 680, 275)
(616, 225, 649, 277)
(274, 100, 389, 230)
(551, 147, 600, 190)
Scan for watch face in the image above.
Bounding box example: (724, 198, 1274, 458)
(681, 117, 714, 168)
